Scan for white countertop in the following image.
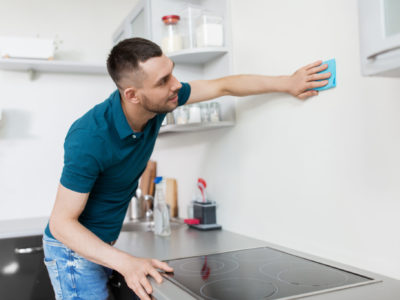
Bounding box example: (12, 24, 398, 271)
(0, 217, 48, 239)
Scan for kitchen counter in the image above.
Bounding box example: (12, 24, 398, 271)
(2, 218, 399, 299)
(115, 226, 400, 300)
(0, 217, 48, 239)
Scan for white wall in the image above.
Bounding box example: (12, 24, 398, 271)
(153, 0, 400, 280)
(1, 0, 399, 281)
(0, 0, 137, 220)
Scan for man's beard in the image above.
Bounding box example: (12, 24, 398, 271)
(141, 93, 179, 114)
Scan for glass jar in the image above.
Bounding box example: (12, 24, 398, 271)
(179, 4, 202, 49)
(166, 112, 175, 125)
(209, 102, 221, 122)
(200, 103, 210, 122)
(196, 12, 224, 48)
(173, 106, 189, 124)
(188, 104, 201, 123)
(161, 15, 183, 53)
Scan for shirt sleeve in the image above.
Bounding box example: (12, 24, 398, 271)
(178, 82, 191, 106)
(60, 129, 104, 193)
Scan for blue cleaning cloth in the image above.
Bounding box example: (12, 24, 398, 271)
(313, 58, 336, 91)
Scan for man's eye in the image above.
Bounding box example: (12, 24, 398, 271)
(160, 75, 170, 86)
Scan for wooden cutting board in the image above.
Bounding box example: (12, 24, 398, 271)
(139, 160, 157, 196)
(148, 161, 157, 196)
(165, 178, 178, 217)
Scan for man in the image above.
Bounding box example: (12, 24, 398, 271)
(43, 38, 330, 300)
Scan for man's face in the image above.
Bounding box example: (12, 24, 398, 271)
(136, 55, 182, 114)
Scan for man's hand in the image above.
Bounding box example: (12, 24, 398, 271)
(120, 256, 174, 300)
(288, 60, 331, 100)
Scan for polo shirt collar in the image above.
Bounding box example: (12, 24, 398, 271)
(111, 90, 142, 140)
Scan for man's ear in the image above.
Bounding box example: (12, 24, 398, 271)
(123, 87, 140, 104)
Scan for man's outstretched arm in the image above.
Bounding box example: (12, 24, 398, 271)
(186, 60, 330, 104)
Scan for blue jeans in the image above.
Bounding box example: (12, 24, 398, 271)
(42, 233, 113, 300)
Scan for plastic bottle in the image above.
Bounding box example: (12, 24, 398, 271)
(153, 176, 171, 236)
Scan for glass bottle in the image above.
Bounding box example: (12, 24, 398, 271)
(153, 176, 171, 236)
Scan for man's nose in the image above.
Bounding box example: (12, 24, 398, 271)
(171, 76, 182, 91)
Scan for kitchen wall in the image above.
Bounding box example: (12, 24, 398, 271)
(0, 0, 138, 219)
(1, 0, 399, 281)
(153, 0, 400, 280)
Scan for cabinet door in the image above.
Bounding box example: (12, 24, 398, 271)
(0, 235, 54, 300)
(358, 0, 400, 76)
(112, 0, 152, 45)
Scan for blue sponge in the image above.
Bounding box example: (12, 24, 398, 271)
(313, 58, 336, 91)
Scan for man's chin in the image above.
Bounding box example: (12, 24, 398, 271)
(155, 105, 177, 115)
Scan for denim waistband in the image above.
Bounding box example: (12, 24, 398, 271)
(43, 231, 115, 246)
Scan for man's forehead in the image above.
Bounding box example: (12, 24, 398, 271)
(140, 55, 173, 79)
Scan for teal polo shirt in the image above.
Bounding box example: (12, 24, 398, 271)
(45, 82, 191, 242)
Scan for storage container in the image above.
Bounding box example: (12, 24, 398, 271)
(196, 12, 224, 48)
(179, 4, 202, 49)
(161, 15, 183, 53)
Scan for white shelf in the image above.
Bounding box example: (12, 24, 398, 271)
(159, 121, 234, 134)
(0, 58, 108, 75)
(167, 47, 229, 64)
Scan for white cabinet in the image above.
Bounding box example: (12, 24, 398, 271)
(112, 0, 235, 134)
(358, 0, 400, 76)
(112, 0, 152, 44)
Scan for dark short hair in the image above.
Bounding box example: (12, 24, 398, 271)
(106, 38, 162, 88)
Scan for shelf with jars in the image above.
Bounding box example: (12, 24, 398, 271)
(113, 0, 235, 134)
(167, 47, 229, 64)
(160, 101, 233, 134)
(159, 121, 234, 134)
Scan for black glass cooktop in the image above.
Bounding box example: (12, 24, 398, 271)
(164, 247, 375, 300)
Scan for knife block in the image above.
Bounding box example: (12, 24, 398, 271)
(193, 201, 217, 224)
(191, 201, 221, 231)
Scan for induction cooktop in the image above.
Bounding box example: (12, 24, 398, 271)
(164, 247, 379, 300)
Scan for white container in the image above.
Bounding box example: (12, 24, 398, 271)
(196, 13, 224, 48)
(0, 36, 54, 60)
(179, 4, 202, 49)
(200, 103, 210, 122)
(161, 15, 183, 53)
(188, 104, 201, 123)
(209, 102, 221, 122)
(173, 106, 189, 124)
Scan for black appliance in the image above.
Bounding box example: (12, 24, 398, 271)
(164, 247, 377, 300)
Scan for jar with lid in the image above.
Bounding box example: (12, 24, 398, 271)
(179, 4, 202, 49)
(188, 104, 201, 123)
(200, 103, 210, 122)
(209, 102, 221, 122)
(166, 112, 175, 125)
(196, 12, 224, 48)
(161, 15, 183, 54)
(173, 106, 189, 124)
